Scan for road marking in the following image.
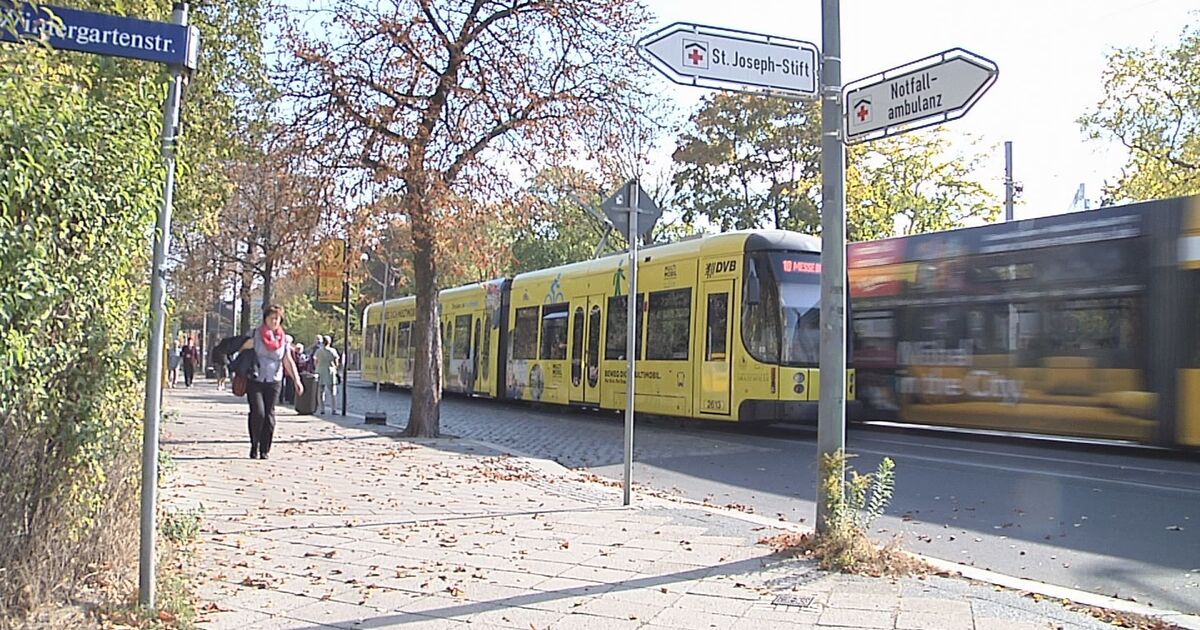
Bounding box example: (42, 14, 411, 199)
(848, 444, 1200, 496)
(848, 432, 1200, 479)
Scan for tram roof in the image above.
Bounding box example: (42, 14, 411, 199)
(363, 229, 820, 313)
(513, 229, 820, 283)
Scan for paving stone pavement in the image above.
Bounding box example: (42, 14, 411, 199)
(162, 387, 1175, 629)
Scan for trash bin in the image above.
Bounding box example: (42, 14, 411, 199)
(294, 373, 319, 415)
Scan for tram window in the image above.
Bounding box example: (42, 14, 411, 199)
(365, 325, 376, 357)
(571, 306, 585, 386)
(587, 305, 601, 386)
(452, 314, 472, 359)
(962, 305, 1013, 355)
(1047, 298, 1139, 355)
(540, 303, 569, 360)
(398, 323, 412, 360)
(1193, 280, 1200, 367)
(481, 319, 491, 379)
(742, 256, 780, 363)
(473, 318, 482, 364)
(780, 282, 820, 365)
(706, 293, 728, 361)
(605, 294, 644, 360)
(646, 288, 692, 361)
(512, 306, 540, 360)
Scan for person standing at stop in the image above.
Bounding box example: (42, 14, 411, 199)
(314, 335, 340, 414)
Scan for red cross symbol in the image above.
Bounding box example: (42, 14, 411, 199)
(687, 47, 704, 65)
(856, 103, 870, 122)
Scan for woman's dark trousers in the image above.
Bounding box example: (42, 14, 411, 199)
(182, 360, 195, 386)
(247, 380, 282, 457)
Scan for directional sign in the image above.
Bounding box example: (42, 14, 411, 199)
(0, 2, 200, 69)
(638, 22, 818, 99)
(602, 179, 662, 239)
(844, 48, 997, 145)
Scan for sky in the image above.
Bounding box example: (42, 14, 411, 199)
(640, 0, 1197, 220)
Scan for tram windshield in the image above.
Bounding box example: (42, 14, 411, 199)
(743, 251, 824, 366)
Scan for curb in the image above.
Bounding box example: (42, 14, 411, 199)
(339, 409, 1200, 628)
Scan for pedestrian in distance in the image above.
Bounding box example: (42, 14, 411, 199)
(314, 335, 340, 414)
(239, 305, 303, 460)
(181, 338, 198, 387)
(167, 342, 181, 388)
(213, 350, 228, 391)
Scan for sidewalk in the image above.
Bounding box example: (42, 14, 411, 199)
(162, 388, 1192, 630)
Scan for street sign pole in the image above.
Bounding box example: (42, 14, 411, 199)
(1005, 141, 1014, 221)
(816, 0, 847, 534)
(373, 265, 388, 421)
(623, 184, 639, 507)
(341, 241, 350, 416)
(139, 2, 190, 608)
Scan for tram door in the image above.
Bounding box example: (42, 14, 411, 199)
(569, 294, 604, 405)
(698, 280, 733, 416)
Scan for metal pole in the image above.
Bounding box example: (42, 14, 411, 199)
(623, 183, 639, 506)
(1004, 141, 1014, 221)
(140, 2, 189, 608)
(374, 263, 387, 412)
(816, 0, 847, 534)
(341, 241, 350, 416)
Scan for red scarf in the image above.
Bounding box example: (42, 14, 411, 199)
(260, 325, 286, 352)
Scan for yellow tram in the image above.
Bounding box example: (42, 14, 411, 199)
(363, 230, 856, 423)
(849, 195, 1200, 449)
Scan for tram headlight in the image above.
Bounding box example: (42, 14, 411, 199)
(793, 373, 806, 383)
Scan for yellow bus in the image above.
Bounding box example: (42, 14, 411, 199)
(363, 230, 856, 423)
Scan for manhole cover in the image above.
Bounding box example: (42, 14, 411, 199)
(772, 594, 814, 608)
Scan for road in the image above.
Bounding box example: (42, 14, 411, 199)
(339, 378, 1200, 613)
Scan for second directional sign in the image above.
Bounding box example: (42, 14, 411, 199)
(845, 48, 998, 144)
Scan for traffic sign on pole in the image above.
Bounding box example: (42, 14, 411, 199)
(638, 22, 818, 99)
(602, 178, 661, 240)
(844, 48, 997, 145)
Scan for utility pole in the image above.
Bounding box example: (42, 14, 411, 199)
(816, 0, 847, 534)
(1004, 141, 1014, 221)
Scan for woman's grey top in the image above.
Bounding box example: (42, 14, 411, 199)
(253, 329, 290, 383)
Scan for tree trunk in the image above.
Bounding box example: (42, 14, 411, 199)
(238, 265, 253, 334)
(261, 256, 274, 313)
(405, 198, 442, 438)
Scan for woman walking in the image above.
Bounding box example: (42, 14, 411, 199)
(241, 305, 303, 459)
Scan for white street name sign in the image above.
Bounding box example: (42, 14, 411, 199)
(844, 48, 998, 144)
(638, 22, 818, 99)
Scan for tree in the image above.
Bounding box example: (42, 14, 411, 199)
(673, 93, 820, 232)
(672, 94, 998, 240)
(200, 133, 328, 316)
(284, 0, 656, 437)
(510, 167, 615, 273)
(1080, 21, 1200, 202)
(846, 130, 999, 240)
